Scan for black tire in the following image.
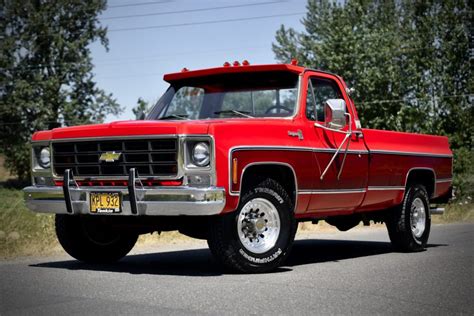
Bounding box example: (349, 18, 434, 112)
(207, 178, 297, 273)
(55, 215, 138, 263)
(386, 184, 431, 251)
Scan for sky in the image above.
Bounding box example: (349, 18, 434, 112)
(90, 0, 308, 122)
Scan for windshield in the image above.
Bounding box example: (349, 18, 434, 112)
(147, 71, 300, 120)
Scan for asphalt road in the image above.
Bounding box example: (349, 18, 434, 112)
(1, 223, 473, 315)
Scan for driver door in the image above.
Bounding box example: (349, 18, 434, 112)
(305, 74, 369, 213)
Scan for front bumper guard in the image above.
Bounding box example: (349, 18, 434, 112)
(24, 169, 226, 216)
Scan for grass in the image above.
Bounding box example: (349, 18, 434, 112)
(0, 156, 13, 181)
(0, 188, 59, 258)
(433, 201, 474, 223)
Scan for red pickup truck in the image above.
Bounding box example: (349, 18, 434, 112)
(24, 62, 453, 273)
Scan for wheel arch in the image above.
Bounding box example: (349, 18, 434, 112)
(239, 162, 298, 212)
(404, 168, 436, 198)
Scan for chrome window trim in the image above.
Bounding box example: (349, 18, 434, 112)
(303, 70, 359, 128)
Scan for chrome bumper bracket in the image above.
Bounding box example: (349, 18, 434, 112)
(62, 169, 76, 214)
(128, 168, 138, 215)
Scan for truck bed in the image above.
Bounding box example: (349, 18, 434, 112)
(358, 128, 452, 211)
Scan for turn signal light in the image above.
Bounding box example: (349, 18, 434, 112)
(232, 158, 238, 184)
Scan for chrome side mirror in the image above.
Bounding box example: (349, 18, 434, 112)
(324, 99, 347, 130)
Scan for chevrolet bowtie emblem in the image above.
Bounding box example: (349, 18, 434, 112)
(99, 151, 122, 162)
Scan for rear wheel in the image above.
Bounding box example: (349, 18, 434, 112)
(207, 179, 297, 273)
(386, 185, 431, 251)
(55, 215, 138, 263)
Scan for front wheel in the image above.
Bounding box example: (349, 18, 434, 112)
(207, 179, 297, 273)
(386, 184, 431, 251)
(55, 215, 138, 263)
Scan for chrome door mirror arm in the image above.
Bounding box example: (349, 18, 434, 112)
(314, 123, 349, 134)
(315, 113, 354, 180)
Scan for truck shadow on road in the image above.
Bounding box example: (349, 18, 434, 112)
(286, 240, 444, 267)
(31, 239, 446, 276)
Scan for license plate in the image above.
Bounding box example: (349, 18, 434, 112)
(90, 192, 121, 214)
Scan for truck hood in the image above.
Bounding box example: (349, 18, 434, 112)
(32, 120, 211, 141)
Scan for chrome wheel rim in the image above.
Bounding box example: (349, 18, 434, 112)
(410, 197, 426, 238)
(237, 198, 281, 254)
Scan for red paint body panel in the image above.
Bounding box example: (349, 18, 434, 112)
(30, 63, 453, 219)
(33, 120, 210, 141)
(362, 128, 452, 157)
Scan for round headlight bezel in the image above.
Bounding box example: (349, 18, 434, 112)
(38, 146, 51, 169)
(192, 142, 210, 167)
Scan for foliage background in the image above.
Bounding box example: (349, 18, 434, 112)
(273, 0, 473, 199)
(0, 0, 122, 180)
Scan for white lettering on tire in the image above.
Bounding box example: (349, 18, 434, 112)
(254, 187, 284, 204)
(239, 248, 283, 264)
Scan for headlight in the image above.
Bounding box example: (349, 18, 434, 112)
(192, 142, 210, 167)
(38, 147, 51, 168)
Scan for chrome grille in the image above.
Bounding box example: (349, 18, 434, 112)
(52, 138, 178, 177)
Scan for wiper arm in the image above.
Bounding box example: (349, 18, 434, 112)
(159, 114, 189, 120)
(214, 110, 254, 118)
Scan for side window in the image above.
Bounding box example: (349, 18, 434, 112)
(305, 78, 343, 122)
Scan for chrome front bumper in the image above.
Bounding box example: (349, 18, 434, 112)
(24, 169, 225, 216)
(24, 185, 226, 216)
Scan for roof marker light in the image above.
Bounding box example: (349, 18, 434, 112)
(181, 67, 189, 72)
(242, 60, 250, 66)
(291, 59, 298, 65)
(223, 62, 231, 67)
(233, 61, 240, 66)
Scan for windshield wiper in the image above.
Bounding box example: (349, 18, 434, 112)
(214, 110, 254, 118)
(159, 114, 189, 120)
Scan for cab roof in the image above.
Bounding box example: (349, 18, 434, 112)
(163, 63, 306, 83)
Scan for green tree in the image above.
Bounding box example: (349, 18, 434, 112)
(273, 0, 473, 197)
(132, 97, 149, 120)
(273, 0, 472, 136)
(0, 0, 122, 180)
